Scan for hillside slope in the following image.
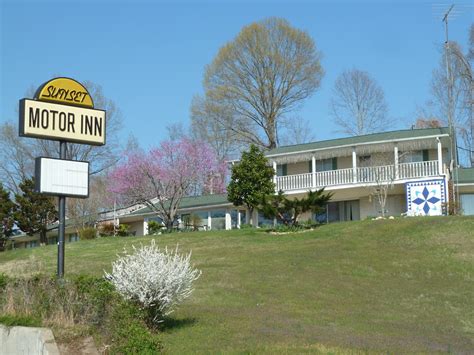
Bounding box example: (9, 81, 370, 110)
(1, 217, 473, 353)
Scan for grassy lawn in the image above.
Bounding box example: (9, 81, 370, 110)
(1, 216, 473, 353)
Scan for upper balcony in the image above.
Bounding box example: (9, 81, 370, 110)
(264, 128, 452, 194)
(275, 160, 444, 192)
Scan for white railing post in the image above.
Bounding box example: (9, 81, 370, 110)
(437, 138, 443, 175)
(312, 155, 316, 189)
(272, 161, 277, 189)
(394, 143, 399, 180)
(352, 147, 357, 183)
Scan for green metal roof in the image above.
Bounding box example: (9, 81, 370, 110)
(454, 168, 474, 184)
(129, 193, 231, 216)
(266, 127, 451, 156)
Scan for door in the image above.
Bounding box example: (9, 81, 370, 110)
(343, 200, 360, 221)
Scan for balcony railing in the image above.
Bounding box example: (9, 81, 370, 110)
(275, 160, 441, 192)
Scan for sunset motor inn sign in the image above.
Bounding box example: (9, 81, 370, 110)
(18, 77, 106, 277)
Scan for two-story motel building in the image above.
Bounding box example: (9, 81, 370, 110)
(101, 127, 474, 235)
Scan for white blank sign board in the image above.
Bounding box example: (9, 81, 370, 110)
(35, 158, 89, 198)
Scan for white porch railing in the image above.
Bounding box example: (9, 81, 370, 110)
(399, 160, 439, 179)
(277, 173, 313, 192)
(357, 165, 395, 183)
(275, 160, 443, 192)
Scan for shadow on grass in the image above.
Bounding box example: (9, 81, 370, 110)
(160, 317, 197, 332)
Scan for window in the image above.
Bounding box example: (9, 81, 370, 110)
(210, 210, 226, 230)
(316, 158, 337, 172)
(258, 211, 275, 227)
(358, 155, 371, 167)
(276, 164, 287, 176)
(461, 194, 474, 215)
(400, 150, 429, 163)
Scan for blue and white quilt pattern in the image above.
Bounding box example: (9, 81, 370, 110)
(406, 179, 446, 216)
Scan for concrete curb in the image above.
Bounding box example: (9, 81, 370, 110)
(0, 325, 60, 355)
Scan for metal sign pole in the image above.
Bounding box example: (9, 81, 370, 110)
(57, 141, 67, 278)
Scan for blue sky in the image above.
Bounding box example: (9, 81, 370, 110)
(1, 1, 472, 150)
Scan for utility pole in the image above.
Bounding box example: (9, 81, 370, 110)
(442, 4, 459, 212)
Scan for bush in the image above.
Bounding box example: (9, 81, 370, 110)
(104, 240, 201, 323)
(301, 219, 319, 229)
(0, 274, 162, 352)
(116, 224, 130, 237)
(79, 227, 96, 240)
(0, 275, 113, 328)
(0, 273, 8, 289)
(270, 224, 304, 233)
(109, 299, 162, 353)
(98, 223, 130, 237)
(148, 220, 163, 235)
(99, 223, 115, 237)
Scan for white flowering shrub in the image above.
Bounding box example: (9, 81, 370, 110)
(104, 240, 201, 323)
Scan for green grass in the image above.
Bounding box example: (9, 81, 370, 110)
(1, 216, 473, 353)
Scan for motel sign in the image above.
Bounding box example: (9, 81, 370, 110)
(18, 77, 106, 278)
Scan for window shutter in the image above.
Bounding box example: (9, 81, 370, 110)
(282, 164, 287, 176)
(308, 160, 312, 173)
(332, 158, 338, 170)
(422, 150, 429, 162)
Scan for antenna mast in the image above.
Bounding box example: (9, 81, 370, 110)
(442, 3, 459, 211)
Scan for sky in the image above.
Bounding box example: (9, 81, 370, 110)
(1, 0, 472, 151)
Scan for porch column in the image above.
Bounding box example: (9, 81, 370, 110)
(237, 210, 241, 229)
(394, 143, 399, 180)
(311, 155, 316, 188)
(252, 210, 258, 227)
(437, 137, 443, 175)
(352, 147, 357, 183)
(207, 211, 212, 230)
(143, 218, 149, 236)
(225, 209, 232, 230)
(272, 161, 277, 191)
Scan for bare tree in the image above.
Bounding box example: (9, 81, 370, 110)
(431, 41, 472, 166)
(330, 69, 389, 136)
(166, 122, 187, 141)
(203, 17, 324, 150)
(468, 24, 474, 62)
(359, 154, 396, 218)
(279, 116, 316, 146)
(190, 95, 243, 161)
(0, 123, 35, 195)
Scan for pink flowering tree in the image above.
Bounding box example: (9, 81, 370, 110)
(108, 138, 226, 230)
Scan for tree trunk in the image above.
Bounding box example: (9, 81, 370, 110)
(165, 220, 174, 232)
(39, 228, 48, 245)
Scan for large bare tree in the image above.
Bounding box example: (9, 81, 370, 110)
(330, 69, 389, 136)
(202, 17, 324, 150)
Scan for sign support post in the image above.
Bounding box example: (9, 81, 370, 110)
(57, 141, 67, 278)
